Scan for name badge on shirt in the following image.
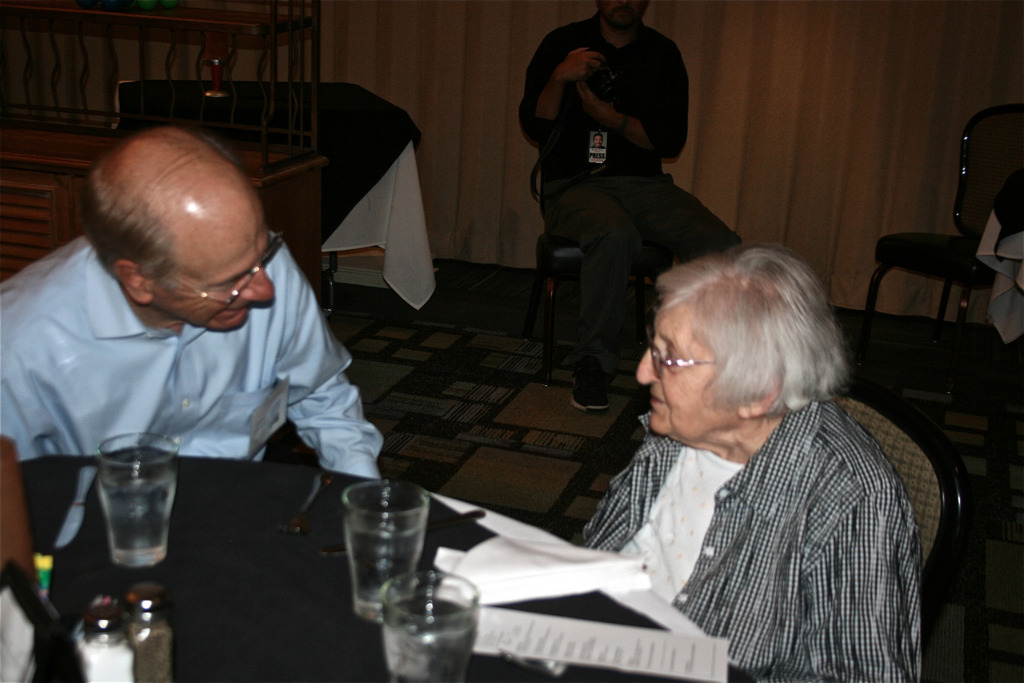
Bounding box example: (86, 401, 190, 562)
(588, 130, 607, 165)
(248, 377, 289, 458)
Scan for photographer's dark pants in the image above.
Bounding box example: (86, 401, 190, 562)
(542, 174, 740, 375)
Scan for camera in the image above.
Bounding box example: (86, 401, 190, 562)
(586, 67, 618, 102)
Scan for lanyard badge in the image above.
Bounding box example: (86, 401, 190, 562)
(588, 130, 607, 164)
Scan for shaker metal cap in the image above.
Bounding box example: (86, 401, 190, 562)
(125, 581, 169, 612)
(83, 597, 125, 633)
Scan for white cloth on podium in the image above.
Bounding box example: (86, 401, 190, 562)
(976, 209, 1024, 343)
(322, 141, 435, 309)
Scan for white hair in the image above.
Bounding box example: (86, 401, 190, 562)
(655, 243, 849, 415)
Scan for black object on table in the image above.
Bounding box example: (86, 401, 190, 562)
(116, 80, 422, 242)
(22, 456, 746, 682)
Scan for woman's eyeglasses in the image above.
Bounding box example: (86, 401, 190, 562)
(645, 324, 716, 379)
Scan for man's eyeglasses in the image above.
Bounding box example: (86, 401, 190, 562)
(193, 231, 283, 305)
(645, 324, 716, 379)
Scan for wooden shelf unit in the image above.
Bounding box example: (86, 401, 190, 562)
(0, 0, 325, 294)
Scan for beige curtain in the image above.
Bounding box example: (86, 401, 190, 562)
(320, 0, 1022, 319)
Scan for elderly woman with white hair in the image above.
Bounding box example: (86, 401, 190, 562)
(584, 243, 921, 681)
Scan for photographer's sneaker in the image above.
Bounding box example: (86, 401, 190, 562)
(571, 356, 610, 412)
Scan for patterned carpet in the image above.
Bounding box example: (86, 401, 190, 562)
(320, 258, 1023, 683)
(330, 313, 647, 540)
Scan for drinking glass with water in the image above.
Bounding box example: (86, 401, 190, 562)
(381, 570, 480, 683)
(341, 480, 429, 622)
(96, 433, 179, 568)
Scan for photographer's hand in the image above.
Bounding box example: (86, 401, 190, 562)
(535, 47, 605, 120)
(554, 47, 606, 83)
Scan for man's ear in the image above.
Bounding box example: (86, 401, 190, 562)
(112, 258, 155, 305)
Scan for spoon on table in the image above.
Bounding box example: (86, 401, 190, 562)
(278, 472, 333, 535)
(500, 650, 568, 679)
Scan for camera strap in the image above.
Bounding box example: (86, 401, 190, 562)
(530, 95, 606, 211)
(529, 114, 564, 207)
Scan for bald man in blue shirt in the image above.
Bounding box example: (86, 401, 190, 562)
(1, 126, 382, 477)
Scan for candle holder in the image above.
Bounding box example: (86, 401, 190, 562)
(203, 32, 229, 98)
(204, 58, 229, 98)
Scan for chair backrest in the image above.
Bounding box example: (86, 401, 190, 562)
(835, 374, 971, 645)
(0, 561, 83, 682)
(954, 103, 1024, 238)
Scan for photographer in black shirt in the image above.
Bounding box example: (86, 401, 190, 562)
(520, 0, 739, 412)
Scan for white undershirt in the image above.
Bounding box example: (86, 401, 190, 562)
(621, 445, 744, 603)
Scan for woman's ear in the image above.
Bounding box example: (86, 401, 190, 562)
(112, 258, 156, 305)
(737, 390, 778, 420)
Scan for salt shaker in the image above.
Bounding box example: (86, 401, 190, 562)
(77, 597, 134, 683)
(124, 581, 173, 683)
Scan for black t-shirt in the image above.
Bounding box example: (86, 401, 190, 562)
(519, 13, 689, 183)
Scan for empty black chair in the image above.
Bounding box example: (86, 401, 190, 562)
(522, 233, 673, 384)
(856, 104, 1024, 392)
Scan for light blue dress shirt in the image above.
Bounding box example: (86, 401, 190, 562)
(0, 237, 382, 477)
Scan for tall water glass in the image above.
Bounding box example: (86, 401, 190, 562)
(96, 433, 179, 567)
(341, 480, 429, 622)
(381, 571, 480, 683)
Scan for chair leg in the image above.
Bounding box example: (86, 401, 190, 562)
(932, 279, 954, 344)
(523, 270, 545, 338)
(946, 286, 972, 393)
(634, 276, 647, 342)
(321, 251, 338, 316)
(856, 264, 892, 364)
(542, 276, 556, 385)
(321, 268, 335, 315)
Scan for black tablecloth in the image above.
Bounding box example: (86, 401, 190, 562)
(23, 457, 725, 682)
(116, 81, 421, 242)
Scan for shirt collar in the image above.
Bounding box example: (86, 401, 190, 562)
(84, 246, 183, 341)
(637, 403, 824, 516)
(586, 12, 648, 52)
(717, 403, 823, 516)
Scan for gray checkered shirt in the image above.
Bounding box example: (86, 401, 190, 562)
(584, 401, 922, 682)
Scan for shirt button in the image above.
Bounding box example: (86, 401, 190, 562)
(703, 547, 715, 557)
(181, 399, 191, 408)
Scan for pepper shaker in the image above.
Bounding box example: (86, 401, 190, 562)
(124, 582, 173, 683)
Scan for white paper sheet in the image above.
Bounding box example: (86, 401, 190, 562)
(430, 492, 706, 635)
(435, 536, 650, 605)
(475, 606, 729, 683)
(430, 492, 567, 543)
